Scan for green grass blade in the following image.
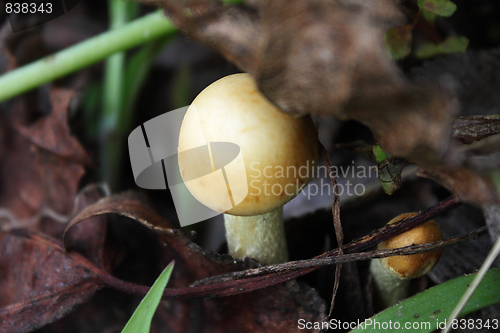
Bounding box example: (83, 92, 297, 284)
(121, 35, 174, 131)
(100, 0, 135, 190)
(171, 65, 192, 110)
(350, 268, 500, 332)
(121, 261, 175, 333)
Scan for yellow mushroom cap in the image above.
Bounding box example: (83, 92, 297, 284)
(178, 73, 318, 216)
(379, 212, 443, 279)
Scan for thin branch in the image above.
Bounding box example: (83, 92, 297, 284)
(192, 226, 486, 287)
(98, 223, 486, 300)
(344, 196, 461, 253)
(319, 141, 343, 316)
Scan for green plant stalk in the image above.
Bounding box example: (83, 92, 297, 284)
(121, 35, 174, 132)
(103, 0, 130, 126)
(442, 235, 500, 333)
(101, 0, 131, 190)
(0, 10, 176, 103)
(349, 268, 500, 333)
(102, 34, 174, 190)
(171, 65, 192, 109)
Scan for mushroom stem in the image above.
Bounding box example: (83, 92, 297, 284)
(370, 258, 410, 308)
(224, 207, 288, 265)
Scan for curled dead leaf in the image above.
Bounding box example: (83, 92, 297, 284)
(0, 230, 104, 332)
(157, 0, 457, 164)
(16, 87, 92, 166)
(0, 86, 89, 226)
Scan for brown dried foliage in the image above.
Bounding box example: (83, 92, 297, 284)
(157, 0, 458, 164)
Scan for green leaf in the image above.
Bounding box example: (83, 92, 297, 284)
(377, 161, 405, 195)
(384, 25, 413, 59)
(492, 169, 500, 193)
(222, 0, 244, 4)
(121, 261, 175, 333)
(415, 42, 439, 59)
(419, 0, 457, 17)
(437, 36, 469, 53)
(372, 144, 388, 163)
(171, 65, 192, 110)
(422, 10, 438, 24)
(349, 268, 500, 332)
(416, 36, 469, 59)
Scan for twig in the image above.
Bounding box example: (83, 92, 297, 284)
(319, 141, 343, 316)
(98, 226, 487, 300)
(192, 227, 486, 287)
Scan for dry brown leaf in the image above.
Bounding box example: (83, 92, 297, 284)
(0, 21, 16, 73)
(63, 186, 111, 270)
(156, 0, 457, 164)
(17, 87, 92, 166)
(0, 87, 88, 223)
(418, 167, 500, 205)
(0, 230, 104, 332)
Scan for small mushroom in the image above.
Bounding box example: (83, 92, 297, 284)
(370, 212, 443, 309)
(178, 73, 318, 265)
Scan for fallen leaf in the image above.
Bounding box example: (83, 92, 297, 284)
(0, 229, 104, 332)
(0, 87, 88, 225)
(158, 0, 458, 165)
(62, 193, 477, 333)
(63, 185, 111, 270)
(0, 22, 16, 73)
(417, 167, 500, 205)
(408, 51, 500, 239)
(17, 87, 92, 166)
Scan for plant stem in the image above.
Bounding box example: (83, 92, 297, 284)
(224, 207, 288, 265)
(101, 0, 130, 190)
(0, 10, 176, 103)
(121, 36, 174, 132)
